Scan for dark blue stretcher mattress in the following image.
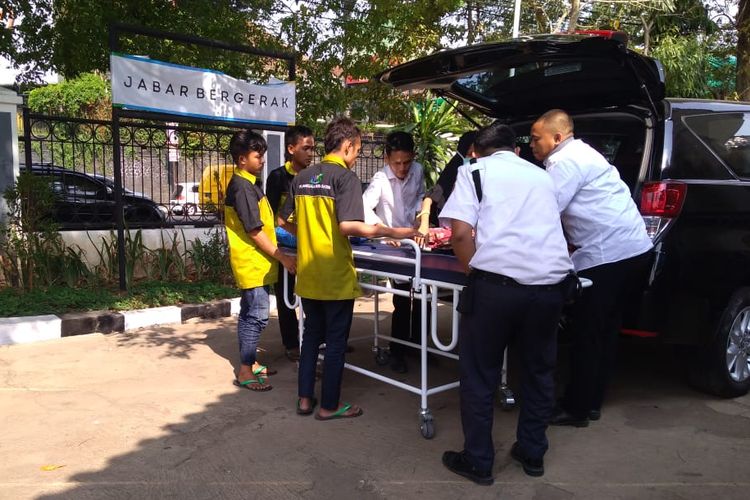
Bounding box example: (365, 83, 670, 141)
(351, 243, 466, 286)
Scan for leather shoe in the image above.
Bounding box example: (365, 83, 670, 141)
(510, 442, 544, 477)
(390, 356, 408, 374)
(442, 450, 493, 486)
(589, 409, 601, 421)
(285, 348, 300, 362)
(549, 407, 589, 427)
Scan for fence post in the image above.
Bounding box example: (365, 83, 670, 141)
(110, 25, 128, 292)
(22, 105, 32, 171)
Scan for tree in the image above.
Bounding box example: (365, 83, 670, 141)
(738, 0, 750, 98)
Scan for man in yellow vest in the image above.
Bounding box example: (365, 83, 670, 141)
(279, 117, 417, 419)
(224, 129, 296, 392)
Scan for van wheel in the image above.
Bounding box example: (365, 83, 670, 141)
(688, 288, 750, 398)
(185, 203, 197, 216)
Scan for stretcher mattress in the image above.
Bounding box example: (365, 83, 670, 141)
(351, 243, 467, 286)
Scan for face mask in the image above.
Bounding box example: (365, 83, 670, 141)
(459, 153, 471, 166)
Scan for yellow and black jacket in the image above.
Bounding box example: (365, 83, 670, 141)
(280, 155, 364, 300)
(224, 168, 278, 289)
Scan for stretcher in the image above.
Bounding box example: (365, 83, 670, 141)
(282, 239, 590, 439)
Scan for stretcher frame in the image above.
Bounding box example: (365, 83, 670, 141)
(282, 239, 511, 439)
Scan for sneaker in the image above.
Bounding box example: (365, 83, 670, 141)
(442, 450, 493, 486)
(588, 409, 601, 421)
(510, 442, 544, 477)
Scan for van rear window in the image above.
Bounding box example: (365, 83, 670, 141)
(684, 113, 750, 179)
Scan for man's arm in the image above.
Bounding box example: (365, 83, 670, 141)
(361, 176, 384, 225)
(548, 159, 584, 212)
(449, 219, 475, 274)
(339, 221, 418, 240)
(248, 227, 296, 274)
(265, 169, 283, 216)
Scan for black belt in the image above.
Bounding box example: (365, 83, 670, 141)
(471, 269, 562, 291)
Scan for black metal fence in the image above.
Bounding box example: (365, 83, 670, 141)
(19, 112, 386, 229)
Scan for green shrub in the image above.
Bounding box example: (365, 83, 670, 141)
(27, 72, 111, 119)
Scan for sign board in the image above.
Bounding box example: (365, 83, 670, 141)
(111, 53, 295, 126)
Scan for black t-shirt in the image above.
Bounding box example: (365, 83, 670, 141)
(266, 164, 294, 216)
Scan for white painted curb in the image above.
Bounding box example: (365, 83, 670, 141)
(122, 306, 183, 331)
(0, 315, 62, 345)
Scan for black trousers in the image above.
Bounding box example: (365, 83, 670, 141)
(389, 280, 429, 358)
(561, 251, 652, 418)
(459, 275, 565, 472)
(274, 265, 299, 351)
(298, 299, 354, 410)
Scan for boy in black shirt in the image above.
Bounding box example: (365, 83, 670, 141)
(265, 125, 315, 361)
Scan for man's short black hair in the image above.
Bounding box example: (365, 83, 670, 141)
(229, 129, 267, 164)
(324, 116, 361, 154)
(285, 125, 314, 151)
(385, 130, 414, 155)
(457, 130, 479, 156)
(473, 122, 516, 157)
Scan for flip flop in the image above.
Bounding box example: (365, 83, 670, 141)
(233, 377, 272, 392)
(296, 397, 318, 416)
(314, 402, 363, 421)
(253, 364, 277, 377)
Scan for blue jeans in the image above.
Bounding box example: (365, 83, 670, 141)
(238, 285, 270, 366)
(298, 298, 354, 410)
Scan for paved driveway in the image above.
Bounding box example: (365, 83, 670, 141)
(1, 296, 749, 499)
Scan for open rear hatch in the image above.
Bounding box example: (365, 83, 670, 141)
(377, 35, 665, 119)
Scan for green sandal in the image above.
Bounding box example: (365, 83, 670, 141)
(314, 402, 363, 421)
(296, 397, 318, 416)
(253, 364, 277, 377)
(233, 377, 272, 392)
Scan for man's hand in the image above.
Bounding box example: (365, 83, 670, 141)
(414, 219, 430, 248)
(279, 253, 297, 274)
(387, 227, 420, 240)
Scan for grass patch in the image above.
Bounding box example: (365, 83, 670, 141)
(0, 281, 239, 317)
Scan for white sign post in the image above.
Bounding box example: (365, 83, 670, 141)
(111, 54, 296, 126)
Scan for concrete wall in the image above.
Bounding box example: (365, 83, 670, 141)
(60, 226, 223, 268)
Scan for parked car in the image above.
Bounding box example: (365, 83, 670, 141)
(169, 182, 201, 215)
(28, 164, 165, 229)
(378, 33, 750, 397)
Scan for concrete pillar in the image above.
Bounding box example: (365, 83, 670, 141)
(0, 87, 23, 226)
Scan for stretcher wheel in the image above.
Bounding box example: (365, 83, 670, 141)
(498, 385, 516, 411)
(375, 348, 390, 366)
(420, 419, 435, 439)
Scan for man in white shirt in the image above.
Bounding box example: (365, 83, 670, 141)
(440, 122, 574, 484)
(362, 131, 425, 373)
(530, 109, 653, 427)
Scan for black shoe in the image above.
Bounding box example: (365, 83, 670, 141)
(285, 348, 300, 362)
(442, 451, 494, 486)
(390, 356, 408, 374)
(588, 409, 601, 421)
(510, 442, 544, 477)
(549, 407, 589, 428)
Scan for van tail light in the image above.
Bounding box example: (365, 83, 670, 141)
(639, 182, 687, 240)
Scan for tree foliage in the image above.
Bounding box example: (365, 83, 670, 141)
(1, 0, 746, 121)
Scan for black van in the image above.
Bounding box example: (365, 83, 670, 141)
(378, 34, 750, 397)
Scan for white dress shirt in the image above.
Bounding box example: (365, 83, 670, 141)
(544, 138, 653, 271)
(439, 151, 573, 285)
(363, 161, 425, 227)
